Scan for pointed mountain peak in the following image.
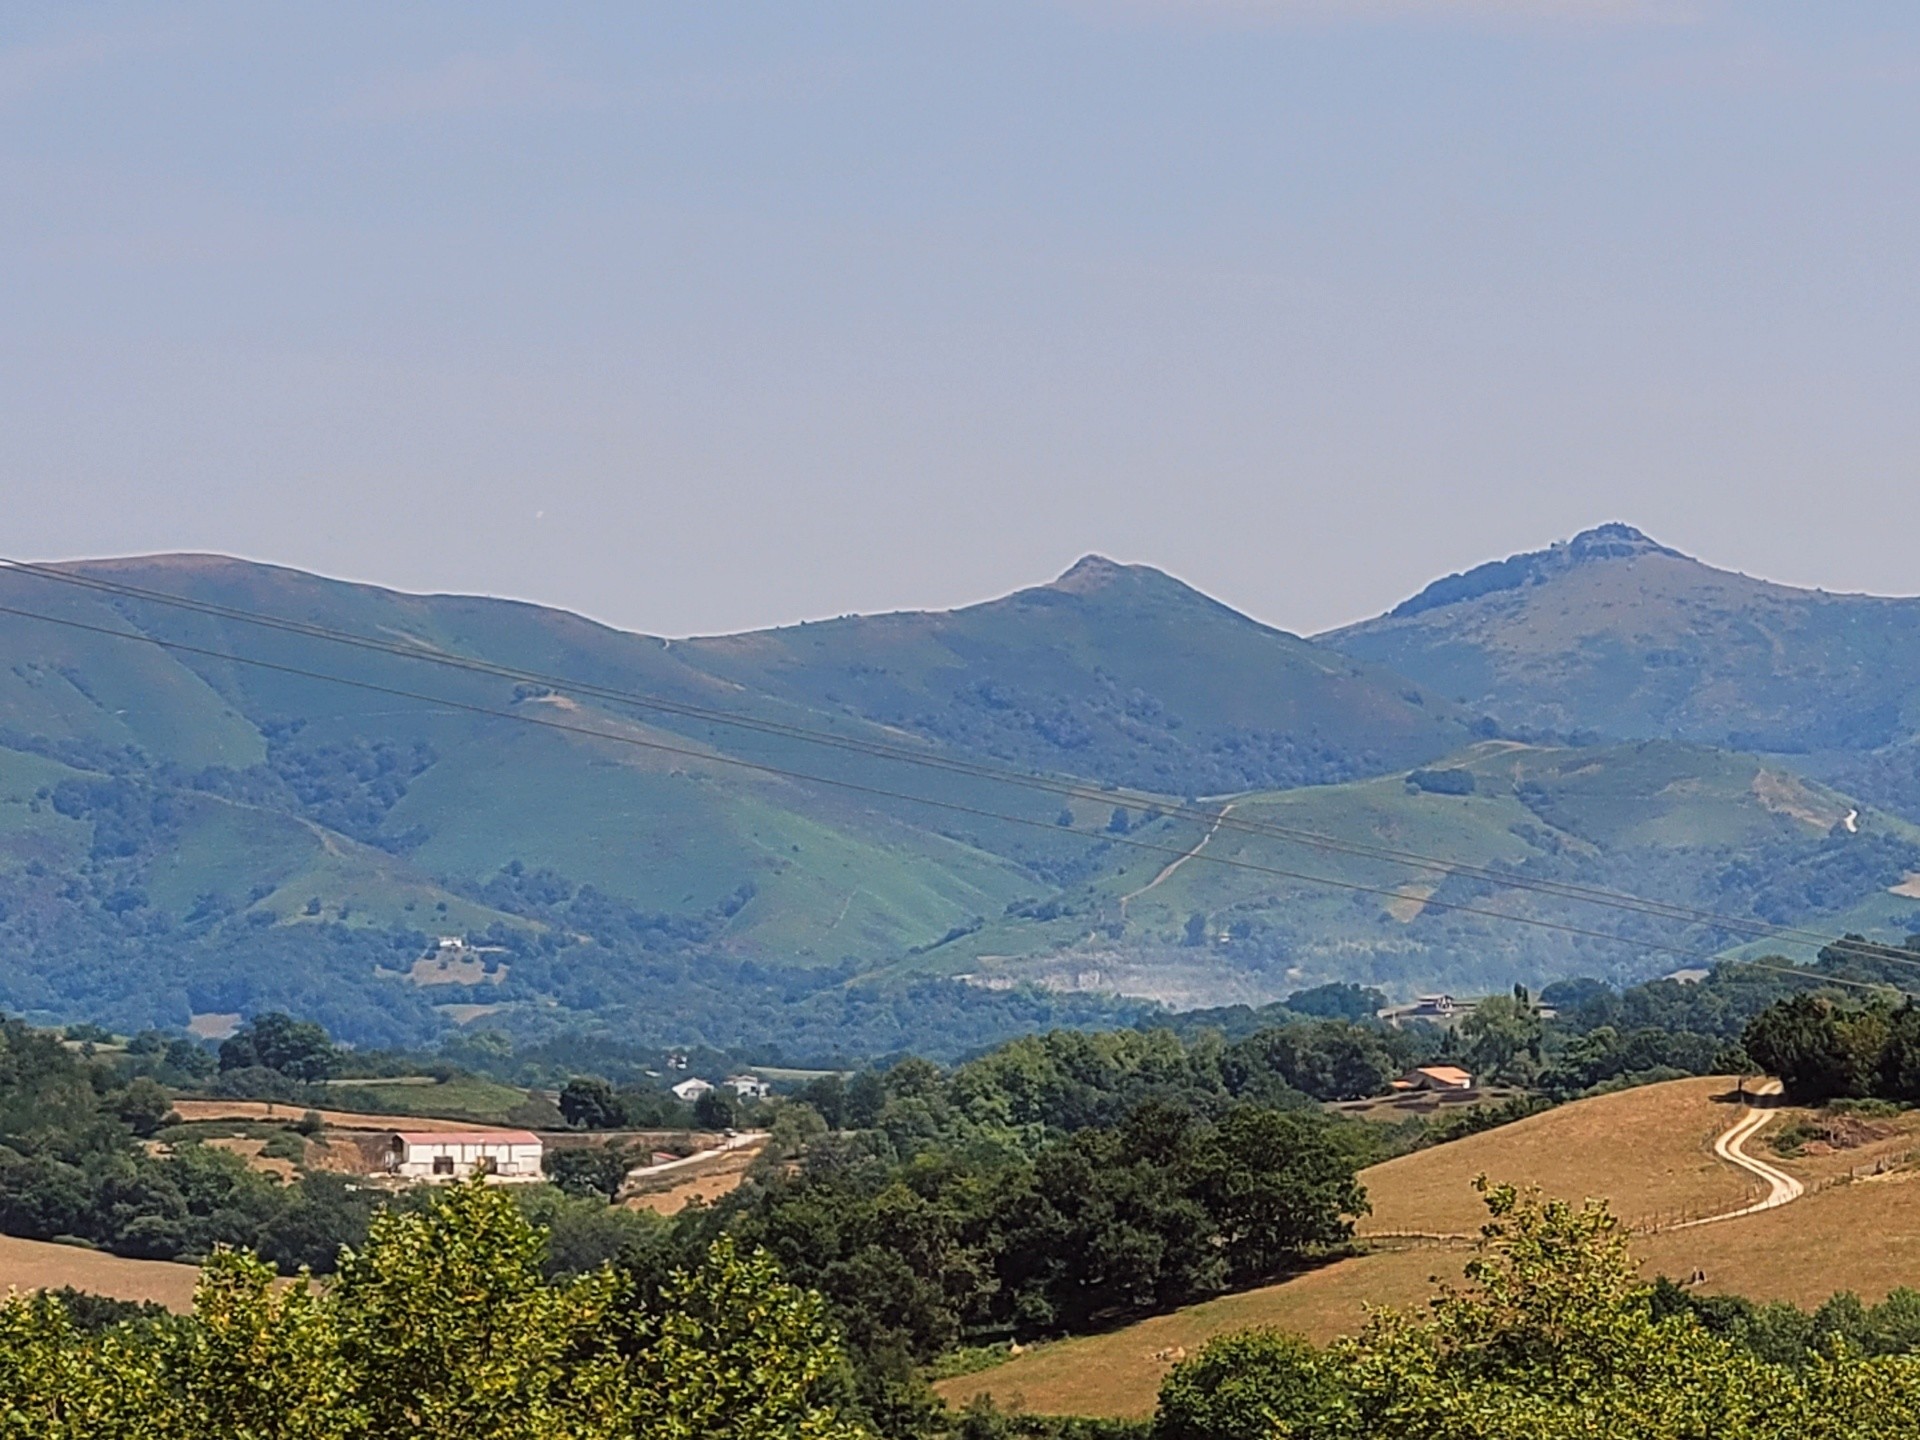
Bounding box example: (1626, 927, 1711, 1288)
(1052, 554, 1134, 592)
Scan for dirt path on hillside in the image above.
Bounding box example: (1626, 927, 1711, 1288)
(1675, 1080, 1804, 1228)
(625, 1133, 768, 1215)
(1119, 803, 1239, 916)
(623, 1130, 763, 1185)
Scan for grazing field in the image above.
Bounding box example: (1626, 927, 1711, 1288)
(317, 1075, 551, 1126)
(940, 1076, 1873, 1420)
(1360, 1076, 1760, 1236)
(0, 1235, 202, 1312)
(935, 1247, 1449, 1420)
(1641, 1164, 1920, 1308)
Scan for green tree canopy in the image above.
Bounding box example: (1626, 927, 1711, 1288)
(217, 1012, 340, 1083)
(0, 1180, 871, 1440)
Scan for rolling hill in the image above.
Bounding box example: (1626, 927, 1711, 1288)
(883, 739, 1920, 1004)
(0, 554, 1472, 1048)
(938, 1076, 1920, 1420)
(5, 544, 1920, 1052)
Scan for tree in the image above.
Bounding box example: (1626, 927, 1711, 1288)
(0, 1180, 873, 1438)
(1188, 1108, 1368, 1285)
(1883, 1004, 1920, 1103)
(114, 1078, 175, 1138)
(621, 1236, 871, 1440)
(558, 1077, 623, 1131)
(1460, 992, 1544, 1085)
(845, 1071, 887, 1129)
(799, 1074, 848, 1130)
(218, 1012, 339, 1083)
(1744, 994, 1889, 1102)
(1223, 1023, 1396, 1102)
(163, 1038, 216, 1079)
(545, 1143, 635, 1203)
(1285, 983, 1388, 1023)
(694, 1086, 741, 1131)
(1154, 1329, 1350, 1440)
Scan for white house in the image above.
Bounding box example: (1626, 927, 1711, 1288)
(725, 1074, 771, 1100)
(1390, 1065, 1475, 1093)
(384, 1130, 544, 1183)
(671, 1077, 715, 1102)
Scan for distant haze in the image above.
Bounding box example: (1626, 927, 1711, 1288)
(4, 3, 1920, 637)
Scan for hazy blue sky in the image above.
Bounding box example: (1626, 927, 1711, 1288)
(5, 2, 1920, 637)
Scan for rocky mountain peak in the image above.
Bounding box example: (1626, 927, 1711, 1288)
(1385, 523, 1690, 619)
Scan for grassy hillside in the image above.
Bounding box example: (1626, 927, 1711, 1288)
(1322, 524, 1920, 821)
(674, 555, 1479, 796)
(0, 554, 1469, 1047)
(0, 1234, 202, 1313)
(941, 1076, 1920, 1420)
(892, 741, 1920, 1004)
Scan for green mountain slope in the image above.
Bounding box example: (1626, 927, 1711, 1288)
(1322, 524, 1920, 766)
(0, 553, 1468, 1048)
(671, 555, 1479, 795)
(888, 741, 1920, 1007)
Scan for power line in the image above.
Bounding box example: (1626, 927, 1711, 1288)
(0, 595, 1908, 1004)
(6, 557, 1919, 971)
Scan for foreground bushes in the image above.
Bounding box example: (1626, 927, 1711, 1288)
(0, 1180, 868, 1440)
(1152, 1180, 1920, 1440)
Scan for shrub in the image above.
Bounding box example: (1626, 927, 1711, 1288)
(1406, 767, 1476, 796)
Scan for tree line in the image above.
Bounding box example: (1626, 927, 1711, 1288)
(20, 1174, 1920, 1438)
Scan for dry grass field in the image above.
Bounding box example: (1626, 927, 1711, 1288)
(940, 1076, 1920, 1420)
(936, 1247, 1451, 1420)
(627, 1141, 765, 1215)
(1640, 1164, 1920, 1309)
(0, 1235, 202, 1312)
(1359, 1076, 1762, 1236)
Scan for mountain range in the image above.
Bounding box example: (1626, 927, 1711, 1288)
(3, 525, 1918, 1056)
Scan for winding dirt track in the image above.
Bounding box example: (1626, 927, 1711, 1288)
(1676, 1079, 1804, 1228)
(1118, 802, 1239, 914)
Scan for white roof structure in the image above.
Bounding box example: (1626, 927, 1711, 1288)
(385, 1129, 544, 1183)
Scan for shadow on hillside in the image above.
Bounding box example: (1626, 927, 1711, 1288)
(1055, 1248, 1365, 1344)
(1710, 1085, 1789, 1108)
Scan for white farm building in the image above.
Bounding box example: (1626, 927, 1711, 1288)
(384, 1130, 544, 1183)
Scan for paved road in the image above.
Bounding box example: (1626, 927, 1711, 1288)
(1675, 1080, 1803, 1229)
